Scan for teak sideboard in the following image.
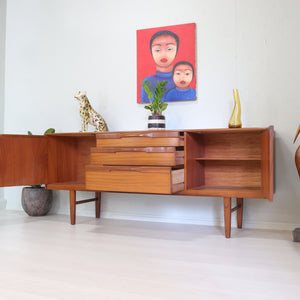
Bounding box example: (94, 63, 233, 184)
(0, 127, 274, 238)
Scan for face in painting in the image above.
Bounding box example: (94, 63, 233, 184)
(151, 35, 177, 71)
(173, 64, 194, 89)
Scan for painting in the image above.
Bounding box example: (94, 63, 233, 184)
(137, 23, 196, 103)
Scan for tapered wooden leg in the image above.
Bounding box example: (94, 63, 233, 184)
(95, 192, 101, 219)
(70, 190, 76, 225)
(224, 197, 231, 238)
(237, 198, 243, 229)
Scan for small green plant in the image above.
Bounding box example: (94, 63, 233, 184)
(27, 128, 55, 188)
(143, 80, 168, 115)
(28, 128, 55, 136)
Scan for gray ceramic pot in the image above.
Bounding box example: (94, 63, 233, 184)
(21, 187, 53, 216)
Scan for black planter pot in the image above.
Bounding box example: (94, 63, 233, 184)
(21, 187, 53, 216)
(148, 114, 165, 130)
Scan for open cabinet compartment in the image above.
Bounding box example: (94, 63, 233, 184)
(0, 133, 96, 191)
(46, 134, 96, 190)
(184, 127, 274, 200)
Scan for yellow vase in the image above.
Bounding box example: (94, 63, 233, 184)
(229, 89, 242, 128)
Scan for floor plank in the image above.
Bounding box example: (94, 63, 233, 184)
(0, 210, 300, 299)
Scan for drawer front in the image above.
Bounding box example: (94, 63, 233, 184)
(86, 166, 184, 194)
(96, 131, 184, 148)
(96, 136, 184, 148)
(90, 147, 184, 166)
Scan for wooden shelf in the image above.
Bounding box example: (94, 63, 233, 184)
(192, 185, 262, 192)
(194, 157, 261, 161)
(178, 186, 264, 198)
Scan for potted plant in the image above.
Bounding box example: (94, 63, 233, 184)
(142, 80, 168, 130)
(21, 128, 55, 216)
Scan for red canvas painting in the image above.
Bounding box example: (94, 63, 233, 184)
(137, 23, 196, 103)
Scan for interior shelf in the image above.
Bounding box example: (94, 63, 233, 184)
(191, 185, 262, 191)
(194, 157, 261, 161)
(179, 185, 264, 198)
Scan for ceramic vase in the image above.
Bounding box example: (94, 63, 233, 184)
(229, 89, 242, 128)
(21, 187, 53, 216)
(294, 125, 300, 177)
(148, 114, 165, 130)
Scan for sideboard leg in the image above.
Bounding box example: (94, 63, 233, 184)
(70, 190, 76, 225)
(95, 192, 101, 219)
(224, 197, 232, 238)
(237, 198, 243, 229)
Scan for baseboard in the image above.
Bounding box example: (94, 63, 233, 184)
(101, 211, 222, 226)
(0, 197, 7, 210)
(242, 220, 299, 231)
(4, 206, 298, 231)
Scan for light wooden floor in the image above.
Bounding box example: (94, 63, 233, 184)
(0, 210, 300, 300)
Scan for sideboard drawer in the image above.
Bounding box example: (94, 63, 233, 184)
(96, 131, 184, 147)
(90, 147, 184, 166)
(86, 166, 184, 194)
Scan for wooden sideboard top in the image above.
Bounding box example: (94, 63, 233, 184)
(40, 126, 273, 137)
(1, 126, 273, 138)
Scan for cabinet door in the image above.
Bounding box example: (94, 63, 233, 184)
(0, 135, 48, 187)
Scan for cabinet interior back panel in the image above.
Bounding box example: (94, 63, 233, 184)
(203, 133, 262, 159)
(203, 160, 262, 188)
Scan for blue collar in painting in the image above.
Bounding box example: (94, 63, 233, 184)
(176, 87, 190, 92)
(156, 71, 173, 78)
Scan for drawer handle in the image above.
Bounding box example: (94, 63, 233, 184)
(102, 167, 168, 173)
(106, 167, 144, 172)
(93, 147, 175, 153)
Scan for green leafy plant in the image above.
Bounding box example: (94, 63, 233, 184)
(27, 128, 55, 188)
(143, 80, 168, 115)
(28, 128, 55, 136)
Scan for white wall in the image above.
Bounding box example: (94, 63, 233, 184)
(0, 0, 6, 209)
(3, 0, 300, 229)
(0, 0, 5, 132)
